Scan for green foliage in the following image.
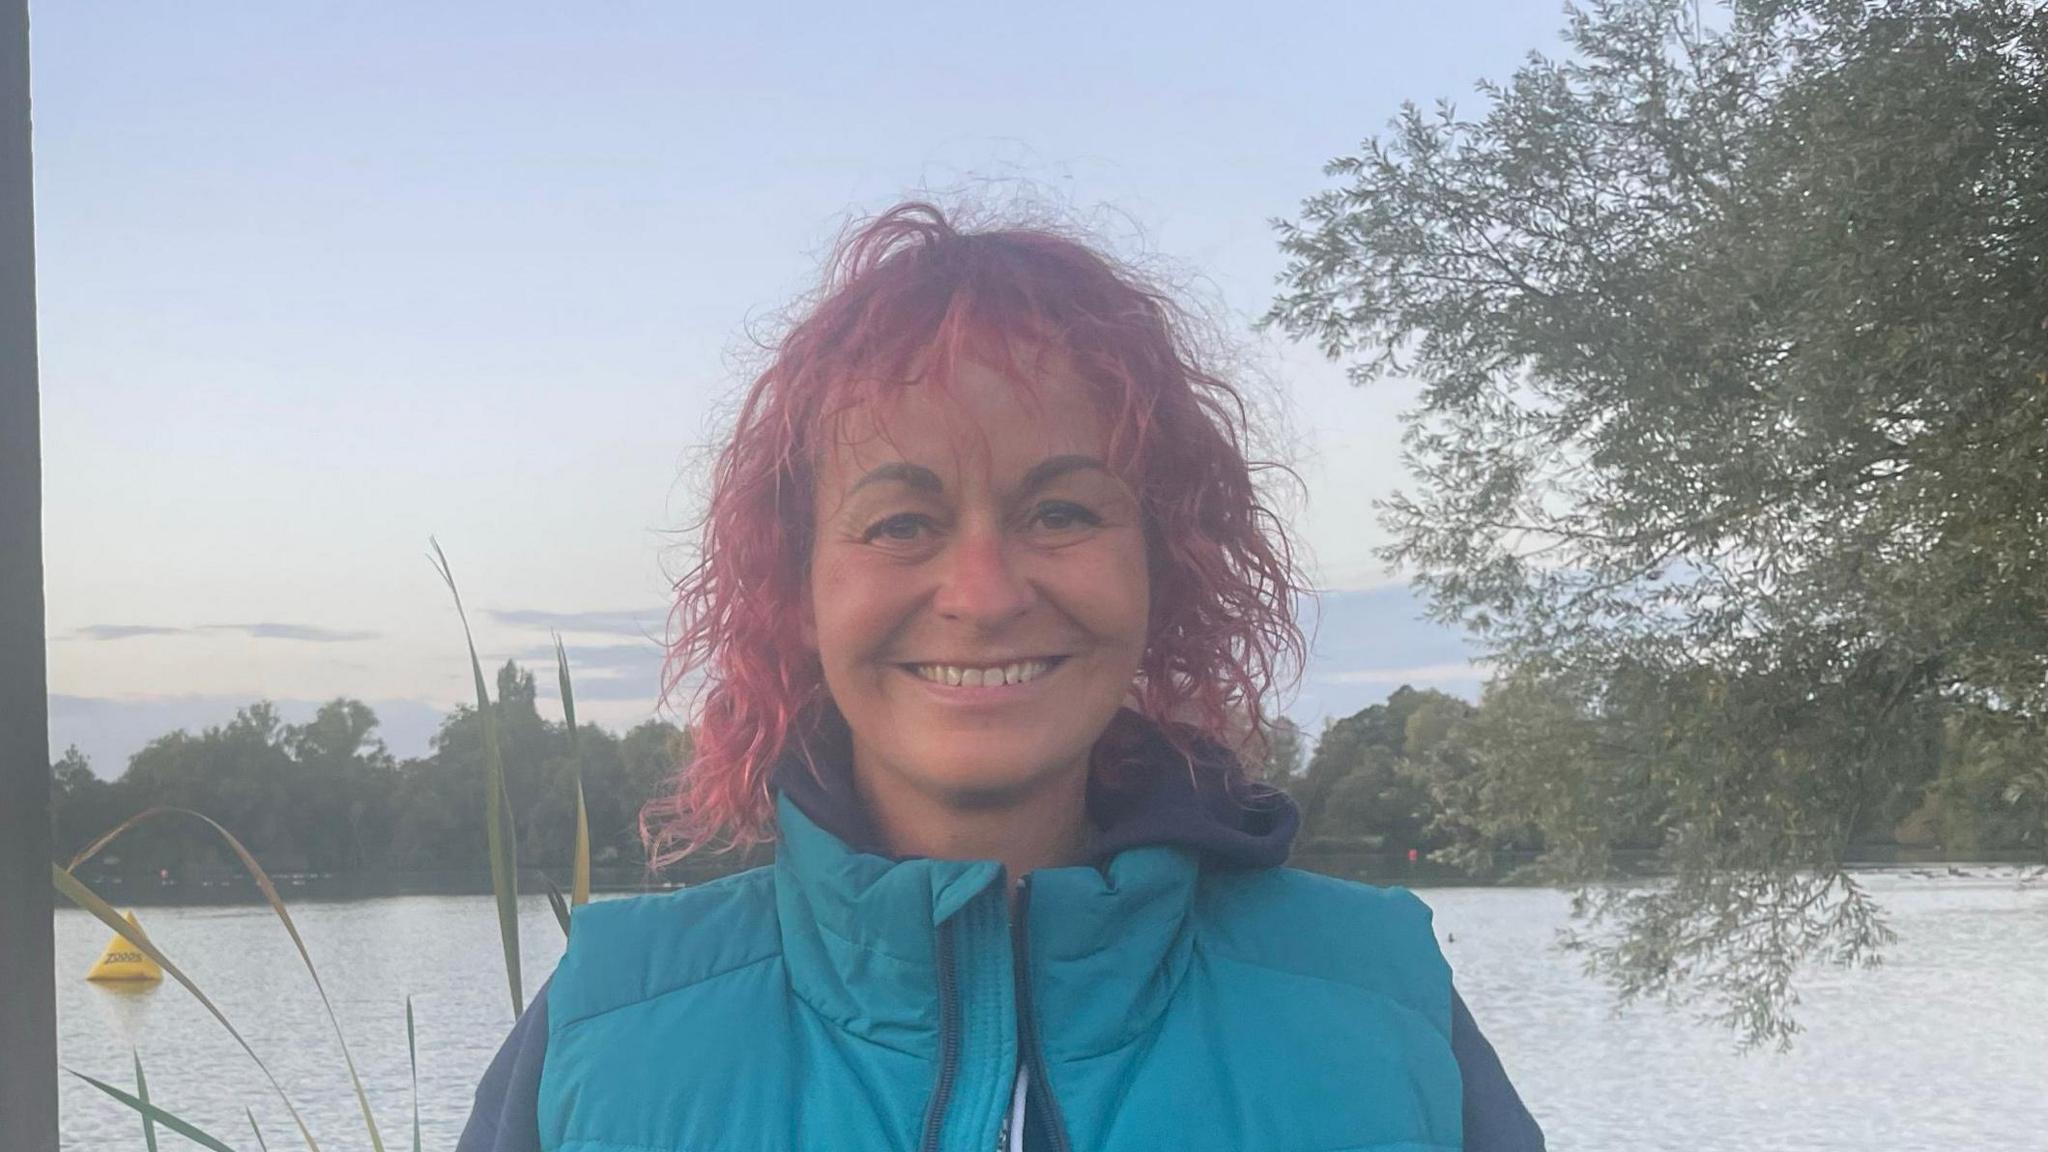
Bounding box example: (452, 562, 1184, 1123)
(1908, 706, 2048, 852)
(1248, 714, 1308, 783)
(557, 633, 592, 908)
(133, 1050, 157, 1152)
(407, 997, 422, 1152)
(69, 1067, 240, 1152)
(1296, 687, 1472, 852)
(53, 565, 646, 1146)
(49, 673, 690, 884)
(1271, 0, 2048, 1044)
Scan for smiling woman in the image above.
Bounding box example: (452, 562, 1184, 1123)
(456, 203, 1544, 1152)
(805, 357, 1153, 868)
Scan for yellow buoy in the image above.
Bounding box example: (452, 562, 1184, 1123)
(85, 910, 164, 983)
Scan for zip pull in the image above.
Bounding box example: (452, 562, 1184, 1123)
(998, 1065, 1029, 1152)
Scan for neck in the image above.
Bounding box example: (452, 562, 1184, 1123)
(854, 762, 1096, 886)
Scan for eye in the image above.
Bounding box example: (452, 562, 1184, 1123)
(1030, 501, 1102, 533)
(862, 513, 934, 544)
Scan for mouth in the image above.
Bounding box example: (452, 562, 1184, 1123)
(894, 655, 1070, 697)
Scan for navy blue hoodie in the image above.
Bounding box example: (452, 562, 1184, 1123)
(458, 709, 1544, 1151)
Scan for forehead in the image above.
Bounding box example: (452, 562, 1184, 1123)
(818, 355, 1111, 487)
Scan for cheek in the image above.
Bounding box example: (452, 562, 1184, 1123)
(809, 554, 900, 664)
(1077, 535, 1152, 649)
(805, 561, 853, 661)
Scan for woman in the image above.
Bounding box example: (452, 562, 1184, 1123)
(459, 203, 1543, 1152)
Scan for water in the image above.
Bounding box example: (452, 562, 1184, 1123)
(54, 870, 2048, 1151)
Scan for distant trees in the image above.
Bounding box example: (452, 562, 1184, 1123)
(50, 660, 691, 881)
(1264, 678, 2037, 872)
(1298, 687, 1456, 852)
(1247, 714, 1307, 784)
(54, 668, 2040, 891)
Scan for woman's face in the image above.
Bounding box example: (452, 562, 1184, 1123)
(806, 355, 1151, 811)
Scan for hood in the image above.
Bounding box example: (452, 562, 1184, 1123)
(770, 704, 1299, 869)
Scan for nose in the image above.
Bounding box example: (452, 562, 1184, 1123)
(932, 525, 1034, 627)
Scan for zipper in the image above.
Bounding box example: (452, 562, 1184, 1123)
(1011, 877, 1072, 1152)
(919, 919, 962, 1152)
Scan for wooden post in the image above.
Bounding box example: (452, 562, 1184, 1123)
(0, 0, 56, 1148)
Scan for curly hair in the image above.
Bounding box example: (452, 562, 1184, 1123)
(644, 202, 1307, 862)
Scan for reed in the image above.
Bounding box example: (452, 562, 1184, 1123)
(52, 541, 595, 1149)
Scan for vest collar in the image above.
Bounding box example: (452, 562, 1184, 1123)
(770, 704, 1300, 869)
(772, 793, 1206, 1059)
(765, 706, 1300, 1056)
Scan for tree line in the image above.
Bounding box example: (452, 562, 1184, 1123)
(51, 661, 690, 883)
(51, 657, 2040, 888)
(1256, 684, 2044, 865)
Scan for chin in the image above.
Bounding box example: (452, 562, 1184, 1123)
(907, 747, 1082, 809)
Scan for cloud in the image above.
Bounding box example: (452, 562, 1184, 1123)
(67, 622, 378, 642)
(563, 676, 669, 703)
(523, 640, 664, 671)
(203, 622, 380, 642)
(69, 624, 189, 641)
(525, 640, 668, 703)
(486, 607, 667, 639)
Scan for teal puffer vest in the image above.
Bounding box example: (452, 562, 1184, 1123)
(539, 796, 1462, 1152)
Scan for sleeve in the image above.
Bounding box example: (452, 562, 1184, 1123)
(1451, 985, 1545, 1151)
(455, 980, 551, 1152)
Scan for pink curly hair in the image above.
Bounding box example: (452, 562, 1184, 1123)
(644, 202, 1307, 862)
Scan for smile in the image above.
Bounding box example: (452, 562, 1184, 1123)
(900, 656, 1066, 688)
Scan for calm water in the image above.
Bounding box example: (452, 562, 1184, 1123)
(54, 870, 2048, 1151)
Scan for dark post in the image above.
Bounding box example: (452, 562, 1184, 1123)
(0, 0, 55, 1149)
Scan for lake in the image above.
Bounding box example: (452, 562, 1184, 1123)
(54, 868, 2047, 1151)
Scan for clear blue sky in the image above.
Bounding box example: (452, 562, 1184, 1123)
(32, 1, 1570, 773)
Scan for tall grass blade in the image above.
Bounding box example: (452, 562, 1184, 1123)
(430, 537, 524, 1016)
(554, 633, 591, 907)
(248, 1109, 271, 1152)
(406, 997, 421, 1152)
(541, 873, 572, 937)
(69, 1068, 241, 1152)
(68, 807, 387, 1152)
(53, 866, 324, 1152)
(134, 1050, 159, 1152)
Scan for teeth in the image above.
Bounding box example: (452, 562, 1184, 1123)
(913, 659, 1054, 687)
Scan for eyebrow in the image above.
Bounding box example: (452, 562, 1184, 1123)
(1018, 454, 1112, 495)
(846, 461, 943, 496)
(845, 453, 1111, 499)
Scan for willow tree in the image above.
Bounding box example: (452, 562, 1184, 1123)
(1270, 0, 2048, 1046)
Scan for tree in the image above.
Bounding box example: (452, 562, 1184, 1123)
(1912, 705, 2048, 852)
(118, 703, 302, 872)
(50, 746, 115, 862)
(1298, 687, 1466, 853)
(1270, 0, 2048, 1045)
(617, 719, 692, 862)
(1249, 715, 1307, 784)
(392, 662, 554, 869)
(389, 661, 690, 873)
(283, 699, 400, 871)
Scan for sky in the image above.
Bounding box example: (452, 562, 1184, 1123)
(29, 1, 1570, 776)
